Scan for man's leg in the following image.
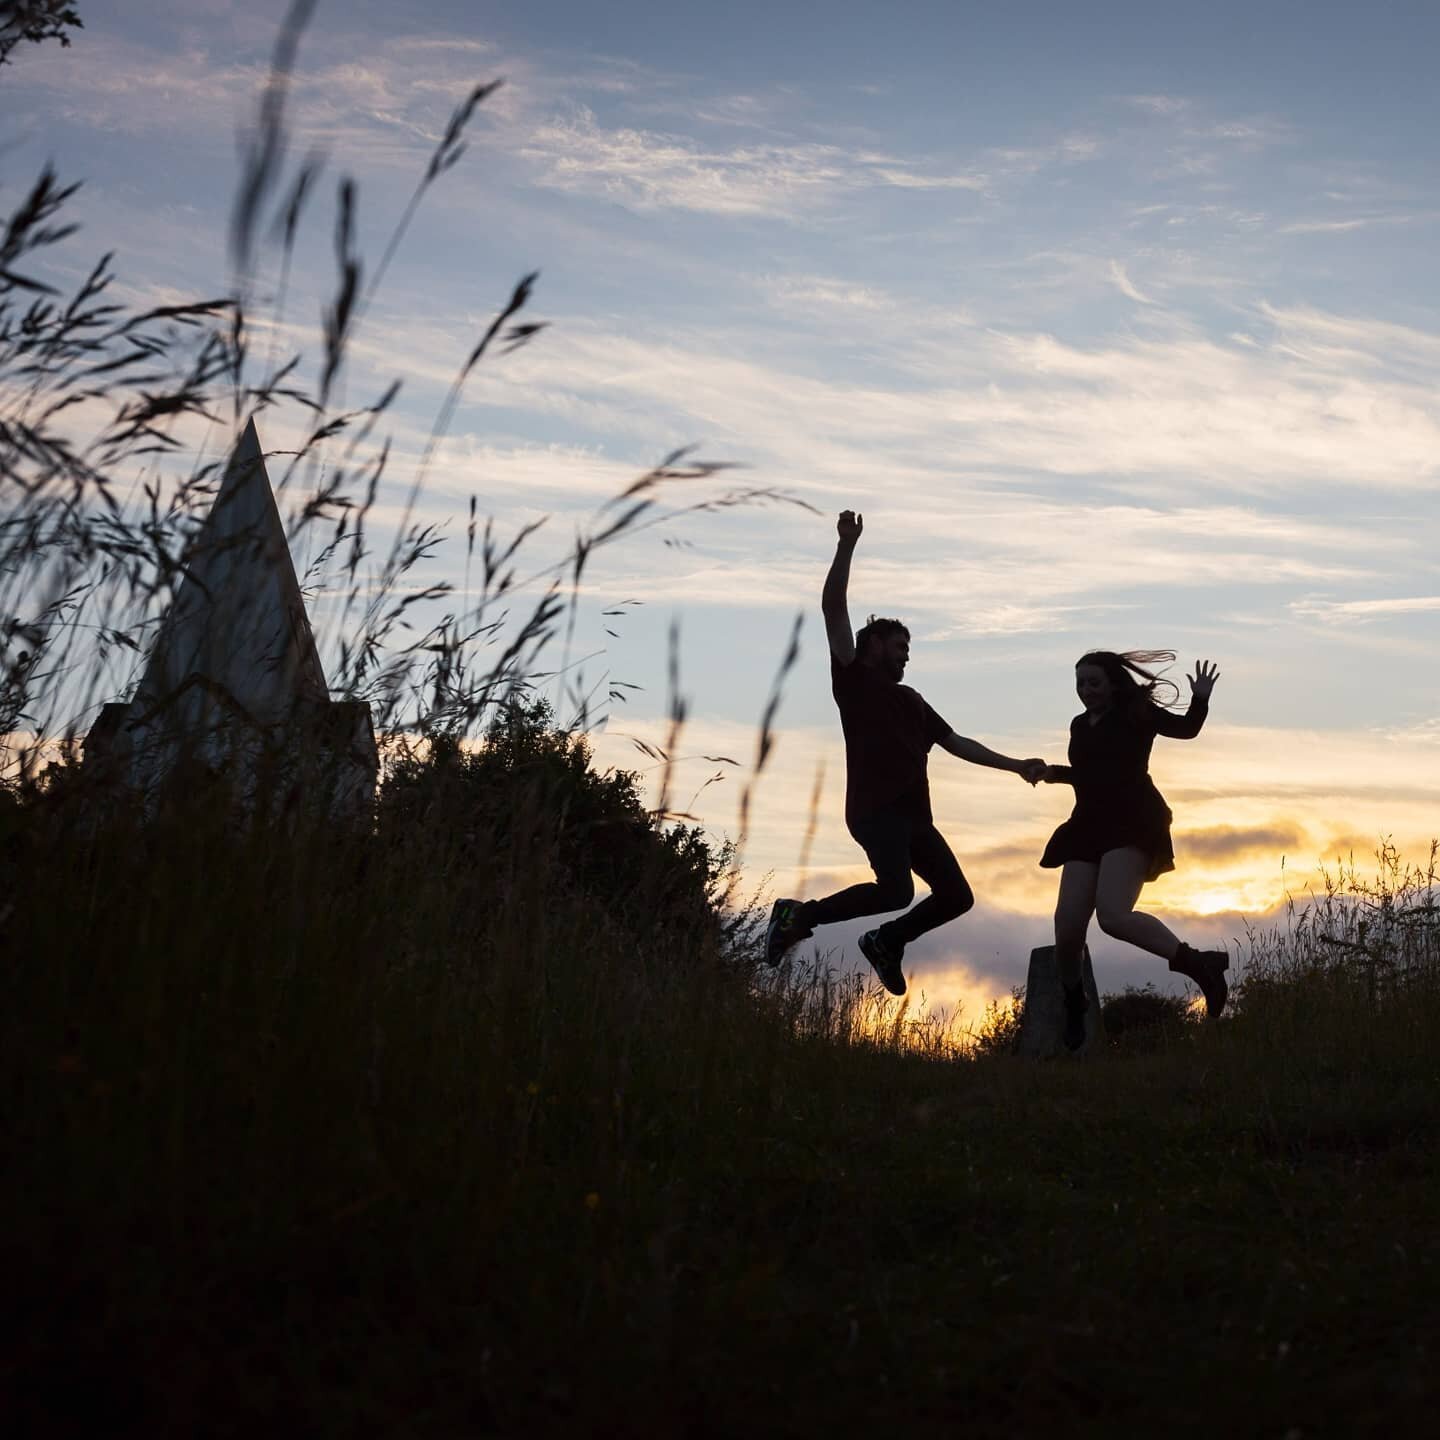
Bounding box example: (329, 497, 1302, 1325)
(764, 808, 914, 964)
(882, 823, 975, 947)
(804, 808, 916, 925)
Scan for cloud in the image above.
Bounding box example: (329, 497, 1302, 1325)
(1258, 304, 1440, 371)
(5, 23, 532, 172)
(516, 106, 987, 218)
(1174, 822, 1309, 861)
(982, 133, 1102, 180)
(1278, 214, 1424, 236)
(1124, 95, 1192, 117)
(870, 167, 986, 192)
(454, 305, 1440, 497)
(1376, 718, 1440, 745)
(1107, 259, 1154, 304)
(1289, 596, 1440, 623)
(763, 275, 892, 313)
(1187, 118, 1297, 147)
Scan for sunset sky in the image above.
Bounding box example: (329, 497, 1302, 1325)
(9, 0, 1438, 1018)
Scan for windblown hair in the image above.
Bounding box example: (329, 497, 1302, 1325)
(855, 615, 909, 654)
(1077, 649, 1181, 719)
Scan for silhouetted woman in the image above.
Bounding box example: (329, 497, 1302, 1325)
(1039, 650, 1228, 1049)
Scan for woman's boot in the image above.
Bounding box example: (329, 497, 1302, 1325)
(1171, 942, 1229, 1018)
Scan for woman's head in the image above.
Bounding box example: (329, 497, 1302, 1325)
(1075, 650, 1180, 715)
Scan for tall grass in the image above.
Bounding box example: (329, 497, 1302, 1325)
(2, 705, 964, 1434)
(8, 772, 1439, 1432)
(1, 1, 802, 784)
(1224, 841, 1440, 1080)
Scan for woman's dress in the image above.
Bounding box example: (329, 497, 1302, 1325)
(1039, 696, 1208, 882)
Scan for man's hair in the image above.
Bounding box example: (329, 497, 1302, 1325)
(855, 615, 910, 653)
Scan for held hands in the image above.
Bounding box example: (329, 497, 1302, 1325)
(836, 510, 863, 545)
(1040, 765, 1067, 784)
(1188, 658, 1220, 701)
(1018, 757, 1047, 785)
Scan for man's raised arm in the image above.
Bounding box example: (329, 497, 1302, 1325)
(823, 509, 862, 664)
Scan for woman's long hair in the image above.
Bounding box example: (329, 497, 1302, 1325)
(1077, 649, 1181, 720)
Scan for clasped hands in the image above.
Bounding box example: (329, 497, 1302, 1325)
(1018, 758, 1066, 786)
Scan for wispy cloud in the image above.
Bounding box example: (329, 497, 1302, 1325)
(1289, 595, 1440, 622)
(1278, 213, 1428, 236)
(764, 275, 892, 313)
(1377, 718, 1440, 745)
(868, 167, 986, 192)
(1107, 259, 1154, 304)
(516, 106, 986, 218)
(5, 25, 529, 160)
(1124, 94, 1192, 117)
(454, 304, 1440, 495)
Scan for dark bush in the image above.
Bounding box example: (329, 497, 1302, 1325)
(379, 698, 736, 953)
(1100, 984, 1195, 1050)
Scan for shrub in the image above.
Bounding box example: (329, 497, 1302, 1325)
(1099, 983, 1195, 1050)
(379, 697, 741, 958)
(970, 985, 1025, 1057)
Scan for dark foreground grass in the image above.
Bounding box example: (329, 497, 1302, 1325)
(5, 788, 1439, 1438)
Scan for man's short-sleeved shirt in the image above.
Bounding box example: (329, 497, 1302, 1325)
(831, 654, 952, 824)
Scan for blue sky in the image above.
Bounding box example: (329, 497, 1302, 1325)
(8, 0, 1439, 1016)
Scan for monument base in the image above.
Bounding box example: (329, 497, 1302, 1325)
(1015, 944, 1102, 1057)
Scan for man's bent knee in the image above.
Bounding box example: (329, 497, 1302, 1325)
(947, 882, 976, 918)
(874, 876, 915, 911)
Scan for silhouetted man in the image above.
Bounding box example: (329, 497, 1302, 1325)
(765, 510, 1044, 995)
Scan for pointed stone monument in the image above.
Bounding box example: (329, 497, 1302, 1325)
(1015, 944, 1103, 1057)
(85, 419, 377, 815)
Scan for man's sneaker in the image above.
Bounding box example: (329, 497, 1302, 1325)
(764, 898, 813, 967)
(1172, 942, 1230, 1019)
(859, 928, 907, 997)
(1062, 981, 1089, 1052)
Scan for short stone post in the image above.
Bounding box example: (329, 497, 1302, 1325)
(1015, 944, 1102, 1057)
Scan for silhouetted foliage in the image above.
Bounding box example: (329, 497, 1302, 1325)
(380, 698, 737, 952)
(971, 985, 1025, 1057)
(1100, 983, 1195, 1050)
(0, 0, 82, 67)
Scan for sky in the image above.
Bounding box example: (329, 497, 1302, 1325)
(6, 0, 1438, 1022)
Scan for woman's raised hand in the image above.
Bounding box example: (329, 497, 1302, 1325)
(1188, 658, 1220, 700)
(836, 510, 863, 544)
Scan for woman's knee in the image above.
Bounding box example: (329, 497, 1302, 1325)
(1094, 902, 1134, 938)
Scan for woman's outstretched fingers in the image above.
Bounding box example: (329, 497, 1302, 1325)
(1188, 658, 1220, 699)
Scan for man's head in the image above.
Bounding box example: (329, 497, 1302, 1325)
(856, 615, 910, 682)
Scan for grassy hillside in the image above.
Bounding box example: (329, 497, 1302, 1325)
(5, 752, 1437, 1437)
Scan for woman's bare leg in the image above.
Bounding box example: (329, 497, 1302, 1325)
(1093, 847, 1180, 959)
(1053, 861, 1099, 986)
